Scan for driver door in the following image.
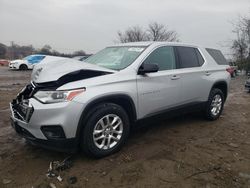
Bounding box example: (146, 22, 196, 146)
(136, 46, 182, 119)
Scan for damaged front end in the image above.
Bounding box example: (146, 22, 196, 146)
(10, 68, 113, 152)
(10, 82, 36, 123)
(10, 69, 113, 122)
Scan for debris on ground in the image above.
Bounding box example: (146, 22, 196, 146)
(57, 175, 63, 182)
(67, 176, 77, 184)
(12, 83, 21, 86)
(46, 156, 73, 182)
(2, 178, 12, 184)
(239, 172, 250, 179)
(101, 171, 107, 176)
(49, 182, 57, 188)
(122, 153, 133, 162)
(229, 143, 239, 148)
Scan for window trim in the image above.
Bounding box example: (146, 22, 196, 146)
(195, 48, 205, 66)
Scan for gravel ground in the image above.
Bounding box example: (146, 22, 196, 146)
(0, 67, 250, 188)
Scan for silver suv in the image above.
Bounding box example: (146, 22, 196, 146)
(10, 42, 231, 157)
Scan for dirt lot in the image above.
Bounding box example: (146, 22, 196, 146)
(0, 66, 250, 188)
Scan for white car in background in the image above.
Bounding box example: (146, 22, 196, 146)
(9, 54, 67, 70)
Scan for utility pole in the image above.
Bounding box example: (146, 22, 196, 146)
(10, 41, 14, 60)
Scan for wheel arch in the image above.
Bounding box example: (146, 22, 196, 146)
(19, 63, 28, 70)
(75, 94, 137, 145)
(211, 81, 228, 100)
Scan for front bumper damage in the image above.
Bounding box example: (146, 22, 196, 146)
(10, 82, 82, 153)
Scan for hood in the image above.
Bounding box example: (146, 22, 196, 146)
(11, 59, 25, 63)
(31, 58, 116, 84)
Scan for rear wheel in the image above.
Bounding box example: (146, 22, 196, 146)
(204, 88, 224, 120)
(19, 64, 28, 70)
(81, 103, 130, 158)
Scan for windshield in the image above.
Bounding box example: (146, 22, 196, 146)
(24, 55, 34, 61)
(84, 46, 146, 70)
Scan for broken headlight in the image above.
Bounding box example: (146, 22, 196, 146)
(34, 88, 85, 104)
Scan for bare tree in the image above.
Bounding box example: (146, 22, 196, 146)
(39, 45, 52, 55)
(0, 43, 7, 59)
(118, 26, 147, 43)
(241, 17, 250, 57)
(231, 30, 248, 62)
(117, 22, 179, 43)
(231, 14, 250, 72)
(5, 43, 35, 59)
(147, 22, 179, 42)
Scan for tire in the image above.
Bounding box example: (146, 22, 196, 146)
(204, 88, 225, 121)
(19, 64, 28, 70)
(81, 103, 130, 158)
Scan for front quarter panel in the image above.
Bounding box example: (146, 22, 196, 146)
(58, 70, 139, 118)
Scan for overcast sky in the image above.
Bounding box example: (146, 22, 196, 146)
(0, 0, 249, 57)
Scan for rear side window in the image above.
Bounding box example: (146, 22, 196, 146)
(176, 46, 200, 68)
(143, 46, 176, 71)
(206, 48, 228, 65)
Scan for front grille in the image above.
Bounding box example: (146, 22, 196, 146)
(11, 102, 34, 122)
(11, 82, 36, 122)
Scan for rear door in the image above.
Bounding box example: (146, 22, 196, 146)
(137, 46, 182, 119)
(175, 46, 208, 104)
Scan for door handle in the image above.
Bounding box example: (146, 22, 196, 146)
(171, 75, 180, 80)
(205, 71, 211, 76)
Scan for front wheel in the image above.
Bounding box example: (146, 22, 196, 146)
(19, 64, 28, 70)
(81, 103, 130, 158)
(204, 88, 225, 120)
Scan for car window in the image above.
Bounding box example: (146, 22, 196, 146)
(143, 46, 176, 71)
(33, 56, 40, 61)
(24, 55, 33, 61)
(176, 46, 200, 68)
(206, 48, 228, 65)
(24, 55, 45, 63)
(36, 55, 45, 61)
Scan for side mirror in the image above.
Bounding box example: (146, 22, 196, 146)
(138, 63, 159, 75)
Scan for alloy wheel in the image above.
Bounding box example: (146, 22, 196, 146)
(93, 114, 123, 150)
(210, 94, 222, 116)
